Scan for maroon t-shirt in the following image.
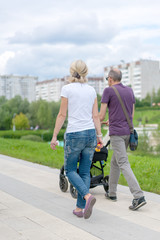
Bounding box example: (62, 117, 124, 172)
(101, 83, 135, 136)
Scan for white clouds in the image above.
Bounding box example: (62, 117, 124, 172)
(0, 51, 15, 73)
(8, 13, 118, 45)
(0, 0, 160, 80)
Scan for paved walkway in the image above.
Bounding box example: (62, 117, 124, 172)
(0, 154, 160, 240)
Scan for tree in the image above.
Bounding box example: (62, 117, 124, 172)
(0, 96, 7, 106)
(97, 94, 102, 111)
(13, 113, 30, 130)
(37, 100, 50, 129)
(0, 107, 11, 130)
(155, 88, 160, 103)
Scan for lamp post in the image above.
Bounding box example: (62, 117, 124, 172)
(13, 113, 16, 131)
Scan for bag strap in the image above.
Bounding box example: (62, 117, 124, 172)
(111, 86, 133, 133)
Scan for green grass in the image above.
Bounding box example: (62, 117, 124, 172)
(0, 138, 159, 195)
(119, 153, 160, 194)
(134, 108, 160, 126)
(0, 138, 64, 170)
(98, 149, 160, 195)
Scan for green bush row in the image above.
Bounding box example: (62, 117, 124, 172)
(0, 129, 66, 142)
(21, 135, 43, 142)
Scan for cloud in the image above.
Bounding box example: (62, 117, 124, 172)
(0, 51, 15, 73)
(8, 14, 119, 45)
(1, 0, 160, 81)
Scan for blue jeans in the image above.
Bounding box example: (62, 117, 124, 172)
(64, 129, 97, 209)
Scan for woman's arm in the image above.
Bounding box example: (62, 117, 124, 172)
(92, 98, 103, 146)
(50, 97, 68, 150)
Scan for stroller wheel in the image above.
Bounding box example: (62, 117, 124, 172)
(103, 175, 109, 193)
(70, 184, 78, 199)
(59, 177, 68, 192)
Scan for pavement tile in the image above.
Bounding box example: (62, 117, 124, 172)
(0, 154, 160, 240)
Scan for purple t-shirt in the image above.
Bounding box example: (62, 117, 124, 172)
(101, 83, 135, 136)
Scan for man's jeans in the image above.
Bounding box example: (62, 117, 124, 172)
(64, 129, 97, 209)
(109, 135, 143, 199)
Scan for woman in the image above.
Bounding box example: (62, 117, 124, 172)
(50, 60, 103, 219)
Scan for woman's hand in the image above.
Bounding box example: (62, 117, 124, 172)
(50, 136, 58, 150)
(96, 137, 103, 148)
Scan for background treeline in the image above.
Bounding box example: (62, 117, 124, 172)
(1, 88, 160, 131)
(97, 88, 160, 109)
(135, 88, 160, 107)
(0, 95, 63, 130)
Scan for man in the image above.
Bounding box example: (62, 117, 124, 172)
(99, 68, 146, 210)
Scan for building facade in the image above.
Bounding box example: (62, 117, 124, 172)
(104, 59, 160, 99)
(88, 77, 105, 96)
(36, 76, 105, 102)
(0, 75, 38, 102)
(36, 78, 65, 102)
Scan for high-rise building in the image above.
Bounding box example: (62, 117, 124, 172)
(0, 75, 38, 102)
(104, 59, 160, 99)
(36, 76, 104, 102)
(87, 77, 105, 96)
(36, 78, 65, 102)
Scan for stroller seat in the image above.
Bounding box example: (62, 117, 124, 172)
(59, 140, 110, 198)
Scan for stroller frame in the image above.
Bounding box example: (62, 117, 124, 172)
(59, 141, 110, 199)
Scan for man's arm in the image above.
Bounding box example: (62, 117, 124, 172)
(132, 104, 135, 119)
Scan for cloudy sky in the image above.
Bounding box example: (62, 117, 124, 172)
(0, 0, 160, 81)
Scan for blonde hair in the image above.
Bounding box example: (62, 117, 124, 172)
(68, 60, 88, 83)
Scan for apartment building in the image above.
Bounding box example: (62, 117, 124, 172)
(0, 74, 38, 102)
(88, 77, 105, 95)
(104, 59, 160, 99)
(36, 76, 104, 102)
(36, 78, 65, 102)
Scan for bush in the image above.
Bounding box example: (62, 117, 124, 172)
(42, 129, 66, 142)
(155, 144, 160, 153)
(0, 130, 42, 139)
(21, 135, 43, 142)
(0, 129, 66, 142)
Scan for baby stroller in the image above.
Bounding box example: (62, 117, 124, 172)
(59, 140, 110, 198)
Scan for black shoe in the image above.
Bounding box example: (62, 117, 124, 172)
(129, 196, 146, 211)
(105, 192, 117, 201)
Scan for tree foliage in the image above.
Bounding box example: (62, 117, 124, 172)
(135, 87, 160, 108)
(0, 95, 62, 130)
(1, 88, 160, 131)
(13, 113, 30, 130)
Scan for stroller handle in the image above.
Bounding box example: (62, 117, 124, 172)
(105, 140, 110, 148)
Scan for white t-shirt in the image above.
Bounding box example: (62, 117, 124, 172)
(61, 82, 97, 133)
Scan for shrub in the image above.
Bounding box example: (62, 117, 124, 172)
(155, 144, 160, 153)
(0, 129, 66, 142)
(42, 129, 66, 142)
(21, 135, 43, 142)
(0, 130, 42, 139)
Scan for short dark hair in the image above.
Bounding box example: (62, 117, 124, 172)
(109, 69, 122, 82)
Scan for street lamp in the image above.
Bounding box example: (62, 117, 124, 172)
(13, 113, 16, 131)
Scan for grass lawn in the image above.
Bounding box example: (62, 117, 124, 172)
(0, 138, 64, 170)
(0, 138, 159, 195)
(133, 108, 160, 126)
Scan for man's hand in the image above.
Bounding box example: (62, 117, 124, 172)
(101, 120, 109, 126)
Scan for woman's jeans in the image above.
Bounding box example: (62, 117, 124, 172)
(64, 129, 97, 209)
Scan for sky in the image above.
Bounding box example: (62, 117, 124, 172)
(0, 0, 160, 81)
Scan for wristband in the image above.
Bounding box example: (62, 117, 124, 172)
(96, 134, 102, 137)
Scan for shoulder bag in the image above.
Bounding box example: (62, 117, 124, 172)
(111, 86, 138, 151)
